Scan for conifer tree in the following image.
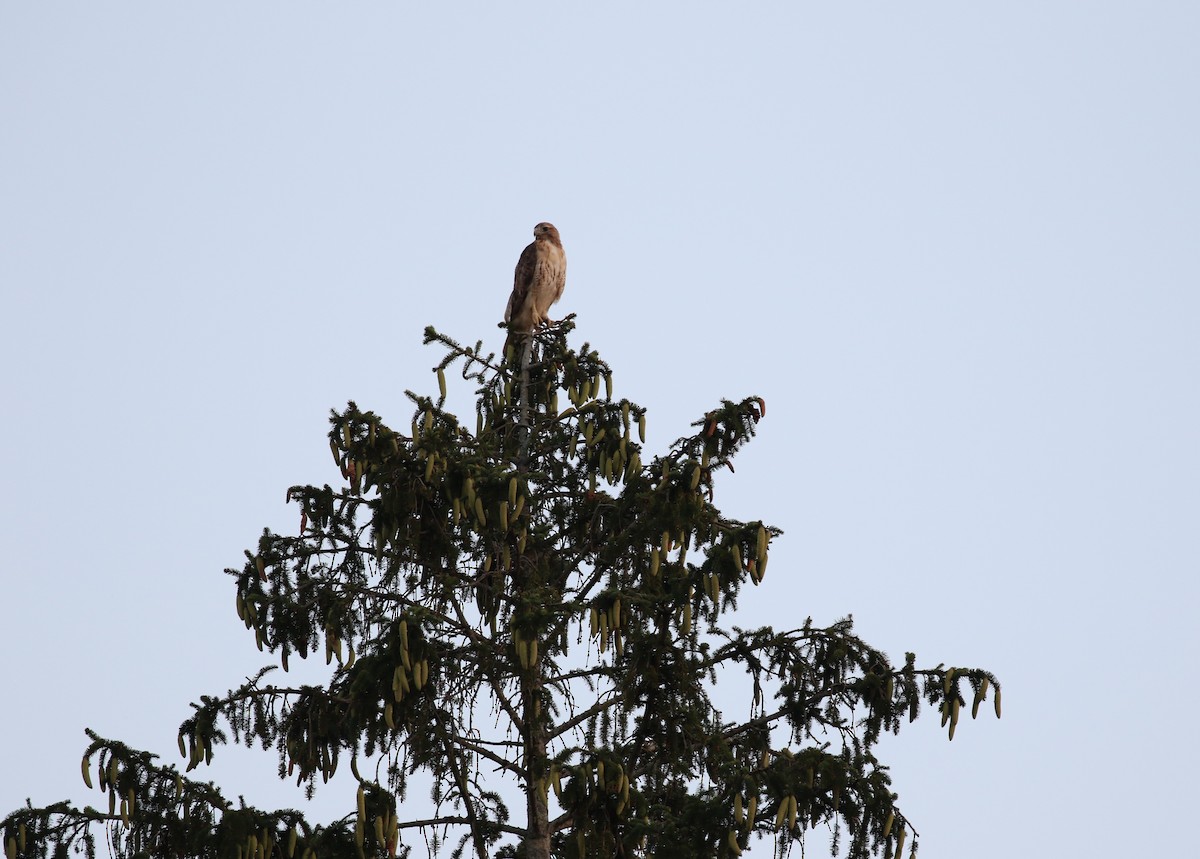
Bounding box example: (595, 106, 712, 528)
(2, 320, 999, 859)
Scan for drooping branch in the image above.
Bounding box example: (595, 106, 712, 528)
(442, 732, 491, 859)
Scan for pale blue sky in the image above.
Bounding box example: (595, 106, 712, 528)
(2, 4, 1197, 857)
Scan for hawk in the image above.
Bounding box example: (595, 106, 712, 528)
(504, 222, 566, 333)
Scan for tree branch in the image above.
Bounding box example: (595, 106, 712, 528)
(549, 690, 622, 742)
(396, 816, 526, 838)
(449, 597, 524, 733)
(441, 732, 490, 859)
(447, 733, 523, 777)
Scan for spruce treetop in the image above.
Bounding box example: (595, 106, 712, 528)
(2, 319, 999, 859)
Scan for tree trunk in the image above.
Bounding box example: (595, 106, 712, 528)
(516, 334, 534, 468)
(523, 669, 551, 859)
(517, 331, 549, 858)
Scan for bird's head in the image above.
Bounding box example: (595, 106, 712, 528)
(533, 222, 559, 241)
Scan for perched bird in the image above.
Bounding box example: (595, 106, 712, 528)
(504, 222, 566, 333)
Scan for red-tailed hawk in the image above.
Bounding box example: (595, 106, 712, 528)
(504, 222, 566, 333)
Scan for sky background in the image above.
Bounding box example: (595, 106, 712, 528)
(2, 3, 1198, 857)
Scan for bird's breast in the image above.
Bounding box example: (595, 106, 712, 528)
(536, 245, 566, 291)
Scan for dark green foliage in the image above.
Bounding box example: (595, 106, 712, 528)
(1, 320, 999, 859)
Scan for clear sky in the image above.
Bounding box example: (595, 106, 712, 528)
(2, 4, 1197, 857)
